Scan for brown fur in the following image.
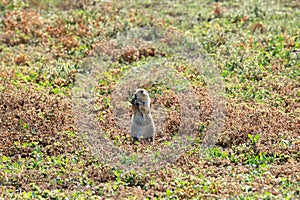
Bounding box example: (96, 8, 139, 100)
(130, 89, 155, 144)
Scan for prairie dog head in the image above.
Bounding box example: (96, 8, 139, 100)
(130, 88, 150, 108)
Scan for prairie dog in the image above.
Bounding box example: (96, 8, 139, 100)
(130, 89, 155, 144)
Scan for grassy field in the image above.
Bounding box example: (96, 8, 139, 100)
(0, 0, 299, 199)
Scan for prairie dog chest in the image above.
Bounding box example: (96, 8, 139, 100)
(132, 110, 152, 127)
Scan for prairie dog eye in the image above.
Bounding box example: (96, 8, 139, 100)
(140, 90, 144, 94)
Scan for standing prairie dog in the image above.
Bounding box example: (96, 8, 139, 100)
(130, 89, 155, 144)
